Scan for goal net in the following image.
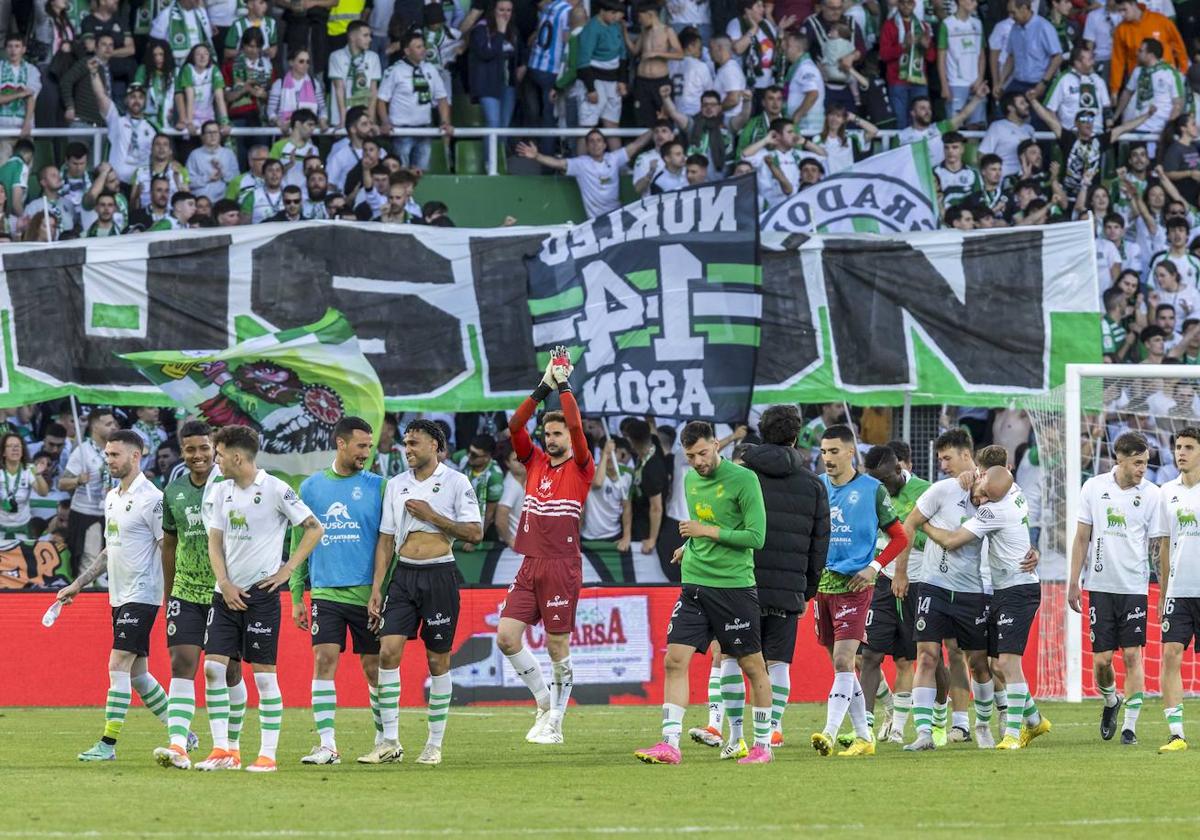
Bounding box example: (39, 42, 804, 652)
(1026, 364, 1200, 700)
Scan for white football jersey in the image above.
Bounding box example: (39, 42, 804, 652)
(209, 469, 314, 589)
(1157, 476, 1200, 598)
(381, 462, 481, 559)
(916, 477, 983, 593)
(1077, 469, 1165, 594)
(963, 483, 1039, 590)
(104, 473, 164, 607)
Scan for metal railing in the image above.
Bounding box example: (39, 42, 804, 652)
(2, 124, 1161, 176)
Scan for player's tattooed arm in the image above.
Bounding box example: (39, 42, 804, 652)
(57, 549, 108, 602)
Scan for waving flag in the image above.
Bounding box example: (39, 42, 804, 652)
(121, 309, 385, 480)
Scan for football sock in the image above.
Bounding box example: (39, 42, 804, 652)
(378, 667, 401, 743)
(662, 702, 685, 748)
(707, 663, 724, 730)
(720, 658, 745, 742)
(752, 706, 771, 747)
(312, 679, 336, 750)
(427, 673, 451, 748)
(1098, 680, 1119, 708)
(369, 684, 384, 740)
(103, 670, 132, 743)
(824, 671, 855, 738)
(893, 691, 912, 736)
(549, 657, 573, 724)
(1023, 689, 1042, 727)
(768, 662, 789, 737)
(848, 676, 870, 740)
(1005, 683, 1028, 739)
(912, 686, 936, 735)
(254, 672, 283, 761)
(952, 710, 969, 730)
(994, 688, 1008, 712)
(1166, 705, 1185, 739)
(131, 673, 169, 726)
(204, 661, 230, 750)
(227, 679, 247, 750)
(971, 679, 994, 728)
(876, 680, 893, 714)
(865, 710, 875, 729)
(167, 677, 195, 750)
(505, 647, 551, 710)
(1124, 692, 1143, 733)
(933, 700, 948, 729)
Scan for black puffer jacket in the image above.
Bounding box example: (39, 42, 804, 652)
(740, 443, 830, 611)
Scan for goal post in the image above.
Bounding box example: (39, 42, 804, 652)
(1029, 363, 1200, 702)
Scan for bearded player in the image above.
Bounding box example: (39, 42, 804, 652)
(497, 347, 596, 745)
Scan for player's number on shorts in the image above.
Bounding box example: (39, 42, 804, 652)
(166, 599, 181, 619)
(1088, 605, 1096, 627)
(865, 608, 873, 627)
(917, 596, 931, 616)
(1165, 598, 1176, 616)
(667, 598, 683, 635)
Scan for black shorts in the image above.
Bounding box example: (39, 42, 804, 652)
(1089, 591, 1148, 652)
(666, 584, 761, 658)
(865, 576, 918, 661)
(914, 583, 989, 652)
(311, 598, 380, 655)
(1162, 597, 1200, 650)
(205, 587, 281, 666)
(760, 608, 800, 663)
(165, 598, 209, 648)
(112, 602, 157, 657)
(989, 584, 1041, 656)
(379, 562, 460, 654)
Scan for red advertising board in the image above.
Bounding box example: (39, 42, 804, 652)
(0, 587, 1043, 707)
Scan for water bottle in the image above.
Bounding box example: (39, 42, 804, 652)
(42, 600, 63, 627)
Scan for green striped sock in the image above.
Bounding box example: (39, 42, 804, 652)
(1006, 685, 1028, 738)
(720, 660, 745, 742)
(932, 701, 948, 729)
(1022, 691, 1042, 727)
(104, 671, 132, 743)
(972, 680, 994, 726)
(167, 678, 195, 749)
(427, 674, 452, 748)
(255, 673, 283, 761)
(876, 681, 892, 713)
(206, 684, 230, 750)
(228, 680, 247, 750)
(752, 707, 771, 748)
(1124, 692, 1143, 733)
(133, 674, 169, 725)
(865, 710, 875, 729)
(768, 662, 789, 736)
(912, 686, 935, 735)
(312, 680, 336, 750)
(1166, 705, 1185, 738)
(662, 702, 685, 748)
(369, 685, 383, 737)
(707, 664, 723, 729)
(1098, 681, 1117, 707)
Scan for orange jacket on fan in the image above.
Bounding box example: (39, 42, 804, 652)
(1109, 5, 1189, 94)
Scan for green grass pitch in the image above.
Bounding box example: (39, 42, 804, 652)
(3, 703, 1197, 839)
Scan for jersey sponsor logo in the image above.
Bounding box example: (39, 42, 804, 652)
(106, 519, 120, 537)
(995, 611, 1014, 627)
(834, 605, 857, 620)
(1106, 506, 1127, 528)
(228, 510, 248, 529)
(184, 506, 203, 529)
(546, 594, 571, 608)
(247, 621, 272, 635)
(426, 612, 452, 626)
(1177, 508, 1198, 529)
(724, 618, 751, 631)
(1126, 606, 1147, 622)
(694, 501, 715, 522)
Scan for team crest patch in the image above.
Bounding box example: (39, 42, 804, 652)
(352, 485, 363, 501)
(916, 618, 926, 631)
(167, 622, 176, 636)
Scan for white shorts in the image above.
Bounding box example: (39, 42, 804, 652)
(578, 79, 622, 126)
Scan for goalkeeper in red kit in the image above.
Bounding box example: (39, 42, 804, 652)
(496, 346, 596, 745)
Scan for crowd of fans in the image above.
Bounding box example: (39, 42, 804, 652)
(0, 0, 1192, 352)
